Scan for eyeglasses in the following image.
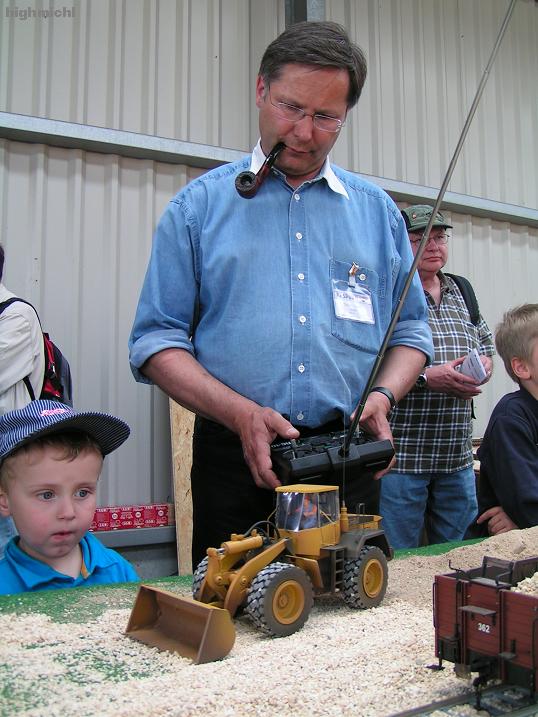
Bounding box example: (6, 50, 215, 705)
(267, 87, 345, 133)
(409, 232, 449, 246)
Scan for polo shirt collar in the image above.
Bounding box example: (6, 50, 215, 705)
(5, 534, 116, 591)
(5, 538, 69, 590)
(250, 140, 349, 199)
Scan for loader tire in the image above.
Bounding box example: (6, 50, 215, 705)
(192, 556, 209, 600)
(245, 562, 313, 637)
(342, 545, 388, 609)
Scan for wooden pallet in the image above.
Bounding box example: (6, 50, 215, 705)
(169, 400, 195, 575)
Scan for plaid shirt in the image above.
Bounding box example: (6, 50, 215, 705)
(389, 272, 494, 473)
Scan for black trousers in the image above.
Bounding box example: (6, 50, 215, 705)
(190, 416, 381, 569)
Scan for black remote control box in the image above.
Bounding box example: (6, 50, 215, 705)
(271, 430, 394, 485)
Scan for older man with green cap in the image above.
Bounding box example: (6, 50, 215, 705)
(379, 204, 495, 549)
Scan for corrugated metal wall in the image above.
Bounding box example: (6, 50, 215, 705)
(328, 0, 538, 209)
(0, 0, 284, 149)
(3, 0, 535, 207)
(1, 0, 537, 508)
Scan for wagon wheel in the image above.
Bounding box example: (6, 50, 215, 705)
(342, 545, 388, 609)
(245, 562, 313, 637)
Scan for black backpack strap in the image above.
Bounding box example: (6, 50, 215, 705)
(0, 297, 21, 315)
(0, 296, 41, 323)
(0, 296, 42, 401)
(23, 376, 36, 401)
(1, 297, 26, 315)
(444, 273, 480, 325)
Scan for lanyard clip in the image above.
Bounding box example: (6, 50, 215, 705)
(348, 262, 360, 287)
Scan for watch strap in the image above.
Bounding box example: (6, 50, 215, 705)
(369, 386, 396, 411)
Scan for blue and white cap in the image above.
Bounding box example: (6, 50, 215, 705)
(0, 400, 130, 461)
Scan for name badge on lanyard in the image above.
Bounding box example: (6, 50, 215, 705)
(332, 262, 375, 325)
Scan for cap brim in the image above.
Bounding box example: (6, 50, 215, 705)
(19, 412, 130, 457)
(409, 221, 452, 232)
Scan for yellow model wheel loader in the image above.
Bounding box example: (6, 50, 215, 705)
(126, 484, 393, 662)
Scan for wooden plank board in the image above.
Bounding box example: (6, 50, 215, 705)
(169, 400, 195, 575)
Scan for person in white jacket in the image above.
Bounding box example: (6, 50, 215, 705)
(0, 243, 45, 557)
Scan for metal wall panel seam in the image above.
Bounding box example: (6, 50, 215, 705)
(0, 111, 246, 167)
(1, 112, 536, 227)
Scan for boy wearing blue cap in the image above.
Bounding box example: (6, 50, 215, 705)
(0, 400, 139, 594)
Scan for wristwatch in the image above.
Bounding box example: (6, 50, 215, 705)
(416, 372, 428, 389)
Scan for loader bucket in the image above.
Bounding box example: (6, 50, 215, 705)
(125, 584, 236, 664)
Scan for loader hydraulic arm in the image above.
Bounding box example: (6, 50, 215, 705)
(222, 538, 289, 616)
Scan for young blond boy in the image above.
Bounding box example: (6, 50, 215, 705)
(0, 400, 139, 594)
(470, 304, 538, 536)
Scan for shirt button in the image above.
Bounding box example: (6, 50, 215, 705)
(299, 315, 307, 324)
(298, 364, 305, 373)
(296, 412, 304, 421)
(298, 273, 305, 281)
(296, 232, 302, 240)
(294, 194, 300, 201)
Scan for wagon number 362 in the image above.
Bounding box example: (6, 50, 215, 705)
(477, 622, 491, 633)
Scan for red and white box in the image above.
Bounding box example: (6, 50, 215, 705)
(90, 503, 175, 531)
(90, 507, 111, 532)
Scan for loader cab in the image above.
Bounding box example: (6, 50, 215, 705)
(275, 485, 340, 556)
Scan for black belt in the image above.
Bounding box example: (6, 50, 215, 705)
(291, 418, 348, 437)
(195, 415, 347, 439)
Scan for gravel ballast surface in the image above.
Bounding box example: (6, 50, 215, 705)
(1, 527, 538, 717)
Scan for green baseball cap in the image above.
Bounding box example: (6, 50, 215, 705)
(401, 205, 452, 233)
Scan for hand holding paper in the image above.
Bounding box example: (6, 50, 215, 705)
(459, 348, 488, 383)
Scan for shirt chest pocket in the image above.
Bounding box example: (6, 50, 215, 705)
(330, 258, 386, 354)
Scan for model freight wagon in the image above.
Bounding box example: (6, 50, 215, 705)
(433, 556, 538, 694)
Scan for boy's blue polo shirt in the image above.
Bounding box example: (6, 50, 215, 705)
(0, 532, 139, 595)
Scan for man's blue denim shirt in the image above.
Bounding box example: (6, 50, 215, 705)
(129, 149, 433, 428)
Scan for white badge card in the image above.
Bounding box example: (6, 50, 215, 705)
(332, 280, 375, 324)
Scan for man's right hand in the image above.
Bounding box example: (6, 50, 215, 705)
(236, 407, 300, 490)
(142, 349, 300, 491)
